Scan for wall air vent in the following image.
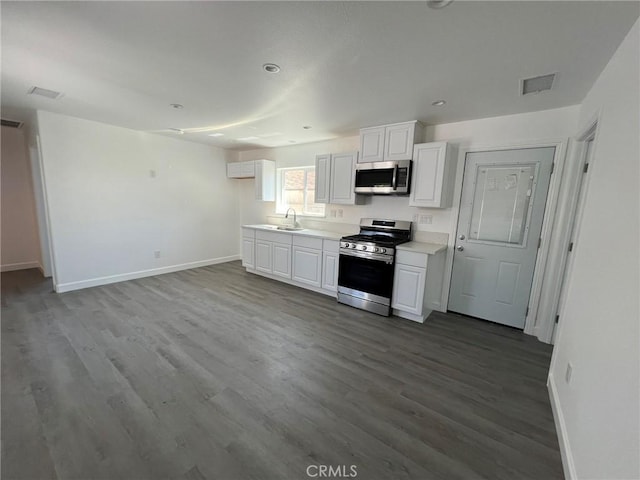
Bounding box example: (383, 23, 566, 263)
(1, 118, 24, 129)
(521, 73, 556, 96)
(28, 86, 63, 100)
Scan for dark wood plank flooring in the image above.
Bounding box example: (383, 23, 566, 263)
(1, 262, 563, 480)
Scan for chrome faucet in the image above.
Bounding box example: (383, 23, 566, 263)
(285, 208, 300, 228)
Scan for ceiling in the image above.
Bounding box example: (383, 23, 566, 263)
(2, 1, 638, 151)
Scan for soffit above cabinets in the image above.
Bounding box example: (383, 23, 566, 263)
(1, 1, 638, 150)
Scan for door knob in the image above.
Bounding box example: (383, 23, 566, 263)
(458, 234, 465, 240)
(456, 245, 464, 251)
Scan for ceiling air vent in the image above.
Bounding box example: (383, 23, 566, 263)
(521, 73, 556, 95)
(1, 118, 24, 129)
(28, 86, 63, 100)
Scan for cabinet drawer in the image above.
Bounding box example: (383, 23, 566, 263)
(293, 235, 323, 250)
(323, 239, 339, 253)
(256, 230, 292, 244)
(396, 250, 428, 268)
(242, 227, 255, 239)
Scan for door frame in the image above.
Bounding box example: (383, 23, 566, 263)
(537, 114, 600, 344)
(441, 138, 569, 339)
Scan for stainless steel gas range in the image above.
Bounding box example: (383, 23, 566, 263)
(337, 218, 412, 316)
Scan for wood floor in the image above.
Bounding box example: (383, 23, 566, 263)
(2, 262, 563, 480)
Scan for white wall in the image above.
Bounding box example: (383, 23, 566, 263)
(37, 110, 240, 291)
(236, 105, 579, 238)
(1, 126, 42, 271)
(548, 20, 639, 480)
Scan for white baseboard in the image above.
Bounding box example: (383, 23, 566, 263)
(548, 373, 577, 480)
(1, 261, 41, 272)
(55, 255, 241, 293)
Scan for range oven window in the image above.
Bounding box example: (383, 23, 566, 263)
(338, 254, 394, 298)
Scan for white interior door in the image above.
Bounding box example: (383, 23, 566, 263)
(449, 147, 554, 328)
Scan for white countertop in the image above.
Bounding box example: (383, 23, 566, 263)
(242, 224, 343, 240)
(397, 241, 447, 255)
(243, 225, 448, 252)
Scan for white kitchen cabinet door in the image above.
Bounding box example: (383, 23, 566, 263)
(272, 243, 292, 278)
(255, 159, 276, 201)
(392, 263, 426, 316)
(292, 246, 322, 287)
(315, 154, 332, 204)
(227, 162, 243, 178)
(242, 238, 255, 269)
(240, 161, 255, 177)
(410, 142, 456, 208)
(384, 122, 416, 161)
(329, 152, 357, 204)
(359, 127, 386, 163)
(255, 240, 272, 273)
(322, 251, 339, 292)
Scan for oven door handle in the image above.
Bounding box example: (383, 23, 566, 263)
(339, 250, 394, 264)
(391, 165, 398, 190)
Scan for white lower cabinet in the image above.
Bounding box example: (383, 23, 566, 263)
(322, 240, 339, 293)
(255, 231, 292, 278)
(272, 243, 292, 278)
(292, 236, 323, 287)
(241, 228, 255, 269)
(243, 228, 340, 297)
(392, 248, 446, 323)
(255, 240, 272, 273)
(392, 264, 426, 315)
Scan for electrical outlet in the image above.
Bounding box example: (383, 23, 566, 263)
(330, 209, 337, 218)
(412, 214, 419, 223)
(337, 209, 343, 218)
(419, 214, 433, 225)
(150, 169, 157, 178)
(154, 250, 161, 259)
(565, 363, 573, 384)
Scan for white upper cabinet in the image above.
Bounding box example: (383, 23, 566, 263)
(228, 160, 275, 201)
(359, 126, 386, 163)
(314, 154, 332, 204)
(329, 152, 358, 204)
(410, 142, 457, 208)
(359, 121, 423, 163)
(254, 159, 275, 202)
(315, 152, 362, 205)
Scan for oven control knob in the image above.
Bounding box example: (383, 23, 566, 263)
(380, 248, 386, 254)
(344, 243, 350, 248)
(360, 245, 367, 250)
(374, 247, 380, 253)
(351, 244, 357, 249)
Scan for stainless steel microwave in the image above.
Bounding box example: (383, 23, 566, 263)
(354, 160, 412, 195)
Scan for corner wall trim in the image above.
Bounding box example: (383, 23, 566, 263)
(1, 261, 41, 272)
(548, 373, 577, 480)
(55, 255, 241, 293)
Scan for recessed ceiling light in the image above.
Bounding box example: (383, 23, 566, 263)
(170, 103, 184, 109)
(427, 0, 454, 9)
(431, 100, 447, 106)
(169, 128, 185, 135)
(303, 125, 312, 130)
(263, 63, 281, 73)
(208, 132, 225, 137)
(237, 136, 260, 141)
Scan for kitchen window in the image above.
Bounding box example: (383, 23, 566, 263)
(276, 167, 325, 217)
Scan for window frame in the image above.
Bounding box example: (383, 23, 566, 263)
(275, 166, 325, 217)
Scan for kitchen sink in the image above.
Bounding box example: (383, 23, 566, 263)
(277, 226, 305, 231)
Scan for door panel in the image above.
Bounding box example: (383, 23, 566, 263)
(449, 147, 554, 328)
